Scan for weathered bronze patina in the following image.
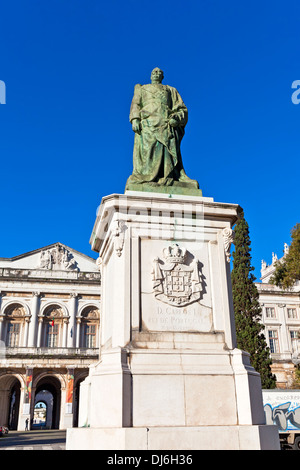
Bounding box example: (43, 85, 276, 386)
(125, 68, 202, 196)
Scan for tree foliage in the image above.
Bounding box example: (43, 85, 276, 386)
(270, 223, 300, 289)
(231, 209, 276, 389)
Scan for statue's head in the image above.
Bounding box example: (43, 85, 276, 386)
(151, 67, 164, 84)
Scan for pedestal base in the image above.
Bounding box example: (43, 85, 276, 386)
(125, 182, 203, 197)
(76, 192, 280, 451)
(66, 425, 280, 450)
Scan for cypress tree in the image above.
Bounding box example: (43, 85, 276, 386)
(231, 209, 276, 389)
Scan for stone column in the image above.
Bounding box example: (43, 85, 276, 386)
(0, 293, 4, 342)
(21, 367, 33, 430)
(22, 316, 31, 347)
(0, 315, 5, 362)
(278, 303, 290, 354)
(76, 317, 81, 348)
(37, 316, 43, 347)
(68, 294, 78, 348)
(0, 389, 11, 427)
(0, 316, 4, 342)
(28, 292, 40, 347)
(64, 368, 75, 428)
(62, 318, 69, 348)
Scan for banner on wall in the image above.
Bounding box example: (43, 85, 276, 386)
(23, 368, 33, 414)
(65, 368, 74, 414)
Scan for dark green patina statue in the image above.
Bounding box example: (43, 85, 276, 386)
(125, 68, 202, 196)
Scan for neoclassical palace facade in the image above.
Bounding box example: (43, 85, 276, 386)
(257, 244, 300, 388)
(0, 243, 100, 430)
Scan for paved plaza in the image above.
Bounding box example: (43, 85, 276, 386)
(0, 429, 66, 450)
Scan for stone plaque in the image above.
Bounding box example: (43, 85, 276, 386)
(143, 302, 213, 332)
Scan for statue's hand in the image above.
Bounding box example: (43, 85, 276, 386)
(132, 119, 141, 134)
(169, 116, 179, 127)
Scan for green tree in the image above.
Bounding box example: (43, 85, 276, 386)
(270, 223, 300, 289)
(231, 209, 276, 389)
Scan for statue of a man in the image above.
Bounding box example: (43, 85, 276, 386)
(125, 68, 199, 192)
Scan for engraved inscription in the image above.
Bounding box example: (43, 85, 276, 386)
(145, 304, 212, 332)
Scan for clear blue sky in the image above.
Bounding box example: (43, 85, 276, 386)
(0, 0, 299, 280)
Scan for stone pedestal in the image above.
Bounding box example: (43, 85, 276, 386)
(66, 192, 280, 450)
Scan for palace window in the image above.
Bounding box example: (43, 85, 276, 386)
(3, 303, 26, 347)
(7, 322, 20, 347)
(43, 305, 64, 348)
(268, 330, 279, 353)
(287, 308, 298, 319)
(290, 330, 299, 355)
(46, 323, 59, 348)
(265, 307, 276, 319)
(85, 324, 96, 348)
(80, 306, 100, 348)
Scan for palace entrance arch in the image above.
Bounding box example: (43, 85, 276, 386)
(0, 374, 22, 430)
(33, 375, 61, 429)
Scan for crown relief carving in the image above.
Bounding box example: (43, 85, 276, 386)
(152, 243, 202, 307)
(163, 244, 187, 264)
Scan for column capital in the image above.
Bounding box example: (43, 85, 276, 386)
(70, 293, 78, 299)
(32, 291, 40, 297)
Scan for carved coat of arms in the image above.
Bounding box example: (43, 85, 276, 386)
(152, 244, 202, 307)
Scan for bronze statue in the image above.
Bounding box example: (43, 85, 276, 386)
(126, 68, 201, 195)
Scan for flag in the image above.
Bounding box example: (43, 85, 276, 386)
(51, 318, 54, 327)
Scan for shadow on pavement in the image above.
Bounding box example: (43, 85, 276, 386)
(0, 430, 66, 447)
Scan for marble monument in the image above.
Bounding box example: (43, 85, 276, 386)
(66, 69, 280, 450)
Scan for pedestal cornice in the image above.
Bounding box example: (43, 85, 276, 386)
(90, 192, 241, 253)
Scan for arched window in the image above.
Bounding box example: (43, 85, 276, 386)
(80, 306, 100, 348)
(43, 305, 64, 348)
(4, 304, 26, 347)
